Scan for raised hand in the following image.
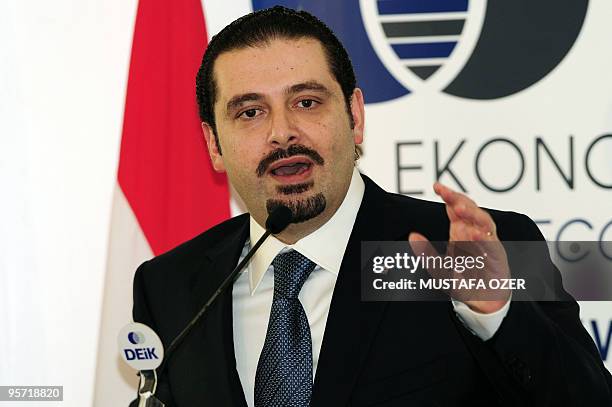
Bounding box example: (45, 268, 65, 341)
(408, 182, 511, 314)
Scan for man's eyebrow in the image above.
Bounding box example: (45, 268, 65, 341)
(286, 81, 331, 96)
(225, 93, 262, 114)
(224, 82, 331, 115)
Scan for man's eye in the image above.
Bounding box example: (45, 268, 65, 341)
(297, 99, 317, 108)
(239, 109, 260, 119)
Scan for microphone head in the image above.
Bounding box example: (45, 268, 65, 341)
(118, 322, 164, 371)
(265, 205, 292, 234)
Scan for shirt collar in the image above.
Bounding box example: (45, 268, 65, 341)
(247, 168, 365, 294)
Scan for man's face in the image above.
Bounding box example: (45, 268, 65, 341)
(202, 37, 364, 236)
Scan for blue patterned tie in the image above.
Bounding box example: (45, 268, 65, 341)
(254, 249, 316, 407)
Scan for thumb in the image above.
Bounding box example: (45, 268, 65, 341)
(408, 232, 438, 258)
(408, 232, 445, 287)
(409, 231, 428, 242)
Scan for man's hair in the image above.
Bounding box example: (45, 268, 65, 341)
(195, 6, 357, 150)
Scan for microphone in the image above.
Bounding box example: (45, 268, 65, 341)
(122, 205, 293, 406)
(159, 205, 291, 371)
(118, 323, 165, 407)
(265, 204, 292, 234)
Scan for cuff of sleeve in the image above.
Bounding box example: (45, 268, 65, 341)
(452, 296, 511, 341)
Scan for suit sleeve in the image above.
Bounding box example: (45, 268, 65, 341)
(456, 214, 612, 406)
(129, 261, 176, 407)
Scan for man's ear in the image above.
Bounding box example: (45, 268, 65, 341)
(350, 88, 365, 146)
(201, 122, 226, 172)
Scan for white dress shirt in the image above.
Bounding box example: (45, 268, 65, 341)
(232, 168, 509, 406)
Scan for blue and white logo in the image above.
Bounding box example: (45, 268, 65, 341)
(128, 331, 145, 345)
(252, 0, 587, 102)
(360, 0, 485, 94)
(119, 323, 164, 371)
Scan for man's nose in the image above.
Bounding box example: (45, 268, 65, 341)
(267, 110, 299, 147)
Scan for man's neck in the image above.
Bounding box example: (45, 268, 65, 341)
(250, 167, 364, 245)
(272, 210, 337, 244)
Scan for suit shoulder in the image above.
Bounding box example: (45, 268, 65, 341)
(143, 213, 249, 271)
(383, 190, 446, 215)
(380, 189, 541, 240)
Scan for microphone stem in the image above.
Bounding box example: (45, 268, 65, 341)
(156, 229, 272, 376)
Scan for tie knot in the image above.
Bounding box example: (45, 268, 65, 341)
(271, 250, 316, 299)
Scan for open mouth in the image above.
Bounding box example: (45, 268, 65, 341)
(268, 157, 314, 182)
(271, 162, 312, 176)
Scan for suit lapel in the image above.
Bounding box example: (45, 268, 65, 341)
(173, 215, 249, 407)
(311, 177, 393, 407)
(173, 176, 435, 406)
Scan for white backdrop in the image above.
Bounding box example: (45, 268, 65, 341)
(1, 0, 137, 405)
(1, 1, 610, 406)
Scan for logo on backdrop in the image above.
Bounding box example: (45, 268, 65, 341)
(252, 0, 588, 102)
(588, 319, 612, 362)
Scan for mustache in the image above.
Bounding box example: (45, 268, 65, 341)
(256, 144, 324, 177)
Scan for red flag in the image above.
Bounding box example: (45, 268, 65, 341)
(95, 0, 230, 404)
(119, 0, 230, 255)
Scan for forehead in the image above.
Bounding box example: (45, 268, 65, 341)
(212, 38, 339, 104)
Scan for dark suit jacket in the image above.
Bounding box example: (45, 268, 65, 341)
(130, 175, 612, 406)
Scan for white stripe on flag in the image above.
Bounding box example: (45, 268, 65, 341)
(94, 184, 153, 406)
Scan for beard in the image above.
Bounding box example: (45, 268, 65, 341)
(266, 192, 326, 224)
(257, 144, 328, 224)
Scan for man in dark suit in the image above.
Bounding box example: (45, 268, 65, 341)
(131, 6, 612, 406)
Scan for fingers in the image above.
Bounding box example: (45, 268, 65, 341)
(434, 182, 497, 239)
(433, 182, 471, 206)
(455, 204, 494, 231)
